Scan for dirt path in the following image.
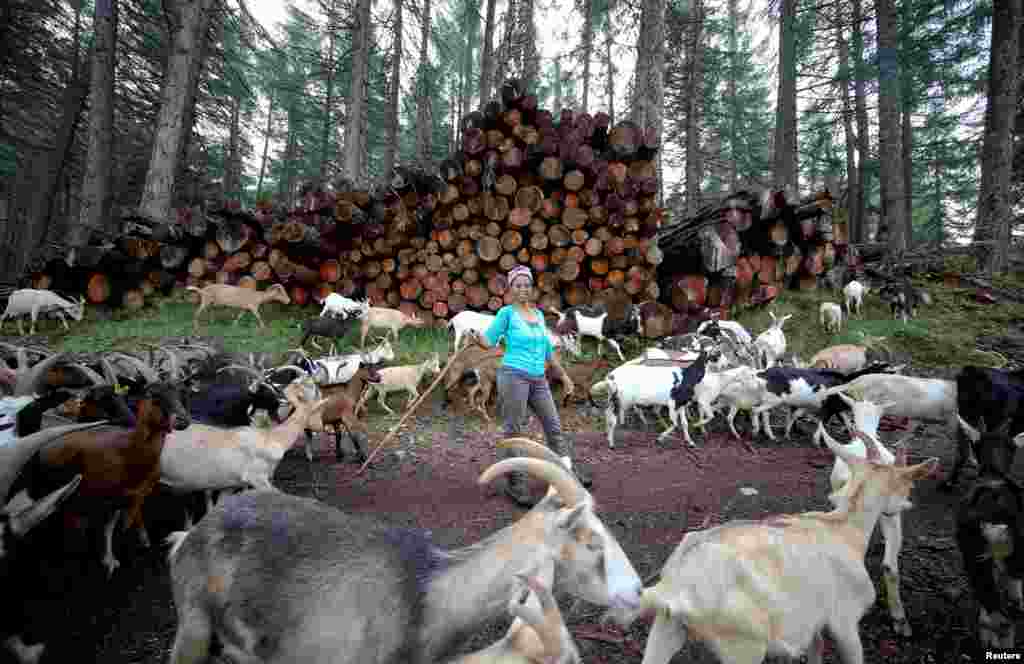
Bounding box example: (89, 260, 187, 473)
(7, 383, 996, 663)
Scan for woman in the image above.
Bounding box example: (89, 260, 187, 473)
(467, 265, 585, 507)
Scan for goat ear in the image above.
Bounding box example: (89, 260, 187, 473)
(1013, 433, 1024, 449)
(900, 457, 941, 482)
(555, 502, 588, 531)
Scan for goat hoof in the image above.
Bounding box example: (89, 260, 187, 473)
(892, 619, 912, 638)
(102, 556, 120, 577)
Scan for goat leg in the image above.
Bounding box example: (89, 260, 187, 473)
(880, 513, 911, 636)
(3, 635, 45, 664)
(101, 509, 122, 577)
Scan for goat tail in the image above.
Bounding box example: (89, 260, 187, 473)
(166, 530, 191, 563)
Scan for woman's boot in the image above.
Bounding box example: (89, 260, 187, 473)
(548, 435, 592, 488)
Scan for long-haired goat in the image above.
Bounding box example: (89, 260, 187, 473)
(609, 432, 938, 664)
(955, 417, 1024, 649)
(164, 440, 642, 664)
(8, 383, 189, 576)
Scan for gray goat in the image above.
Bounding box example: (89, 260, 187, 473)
(164, 439, 642, 664)
(0, 289, 86, 335)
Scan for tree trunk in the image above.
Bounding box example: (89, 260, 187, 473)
(71, 0, 117, 250)
(321, 0, 339, 181)
(256, 96, 274, 201)
(224, 96, 242, 200)
(478, 0, 496, 108)
(773, 0, 798, 196)
(605, 22, 615, 124)
(517, 0, 539, 91)
(875, 0, 908, 252)
(852, 0, 870, 244)
(726, 0, 738, 191)
(973, 0, 1022, 273)
(581, 0, 593, 113)
(631, 0, 666, 134)
(837, 24, 858, 248)
(901, 104, 913, 247)
(415, 0, 433, 170)
(344, 0, 372, 186)
(382, 0, 403, 182)
(684, 0, 704, 216)
(138, 0, 214, 224)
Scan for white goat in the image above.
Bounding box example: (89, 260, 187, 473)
(163, 443, 642, 664)
(609, 434, 939, 664)
(449, 310, 501, 351)
(819, 302, 843, 333)
(357, 353, 441, 415)
(822, 374, 958, 441)
(360, 306, 426, 347)
(604, 365, 684, 448)
(156, 379, 328, 522)
(753, 312, 792, 368)
(0, 289, 86, 335)
(456, 572, 581, 664)
(290, 340, 394, 384)
(843, 280, 868, 318)
(320, 293, 370, 319)
(816, 392, 920, 637)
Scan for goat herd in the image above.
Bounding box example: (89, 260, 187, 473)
(0, 279, 1021, 663)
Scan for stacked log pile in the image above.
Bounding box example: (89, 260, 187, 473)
(30, 80, 668, 329)
(655, 189, 839, 327)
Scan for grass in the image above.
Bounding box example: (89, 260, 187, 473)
(10, 274, 1022, 373)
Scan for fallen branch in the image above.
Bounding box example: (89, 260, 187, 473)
(357, 343, 473, 473)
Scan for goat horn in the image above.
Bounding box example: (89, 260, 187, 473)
(71, 362, 106, 386)
(0, 420, 111, 499)
(478, 458, 586, 506)
(107, 352, 160, 384)
(266, 365, 311, 381)
(99, 357, 119, 385)
(13, 352, 67, 396)
(496, 437, 575, 473)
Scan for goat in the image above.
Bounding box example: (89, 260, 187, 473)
(2, 474, 82, 664)
(843, 280, 868, 318)
(752, 312, 792, 368)
(186, 283, 291, 331)
(608, 432, 939, 664)
(188, 367, 286, 428)
(697, 317, 754, 345)
(879, 280, 932, 325)
(945, 366, 1024, 490)
(462, 359, 503, 421)
(550, 306, 640, 361)
(809, 341, 887, 375)
(0, 289, 86, 335)
(159, 378, 329, 505)
(442, 346, 505, 409)
(299, 314, 360, 351)
(818, 302, 843, 333)
(320, 293, 370, 319)
(816, 393, 920, 637)
(356, 353, 441, 416)
(657, 350, 717, 447)
(284, 341, 393, 385)
(455, 572, 580, 664)
(548, 358, 611, 408)
(164, 445, 643, 664)
(955, 417, 1024, 649)
(750, 364, 892, 442)
(8, 383, 190, 576)
(360, 305, 425, 348)
(449, 310, 503, 351)
(820, 373, 958, 456)
(304, 365, 382, 462)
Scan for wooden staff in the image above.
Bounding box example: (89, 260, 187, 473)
(357, 342, 474, 473)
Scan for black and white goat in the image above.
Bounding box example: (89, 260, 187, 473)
(946, 366, 1024, 490)
(955, 417, 1024, 650)
(879, 280, 932, 324)
(551, 304, 641, 361)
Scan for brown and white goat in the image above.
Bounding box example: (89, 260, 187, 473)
(10, 382, 190, 576)
(610, 433, 939, 664)
(305, 366, 382, 462)
(355, 353, 441, 416)
(548, 358, 610, 407)
(359, 305, 425, 348)
(186, 283, 291, 331)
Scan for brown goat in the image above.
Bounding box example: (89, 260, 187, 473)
(443, 346, 504, 406)
(14, 382, 190, 576)
(186, 283, 291, 331)
(548, 358, 611, 407)
(305, 366, 381, 462)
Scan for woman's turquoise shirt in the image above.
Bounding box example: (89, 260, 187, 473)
(483, 305, 554, 377)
